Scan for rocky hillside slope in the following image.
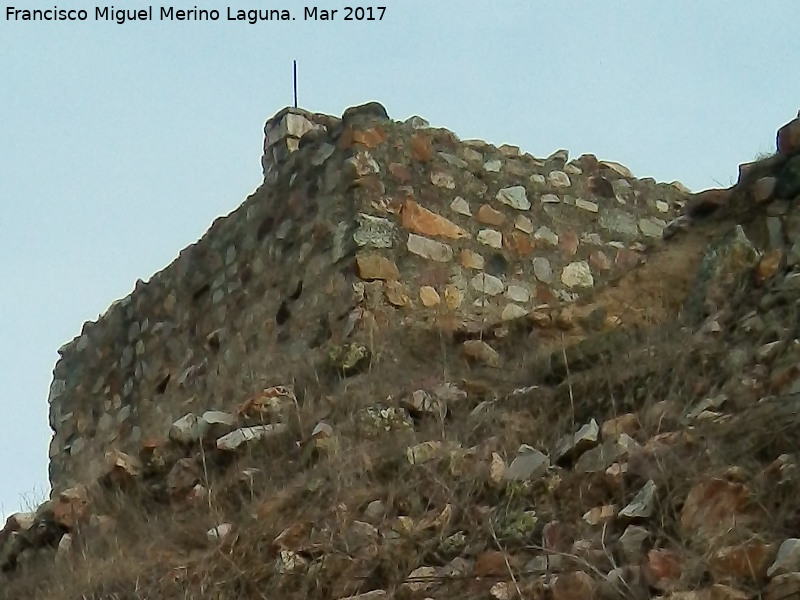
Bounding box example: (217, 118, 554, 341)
(2, 105, 800, 600)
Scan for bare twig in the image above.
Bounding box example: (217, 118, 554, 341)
(488, 520, 524, 600)
(560, 332, 576, 433)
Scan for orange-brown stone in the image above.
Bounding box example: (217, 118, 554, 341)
(410, 133, 433, 162)
(680, 479, 762, 542)
(709, 541, 772, 581)
(615, 248, 641, 271)
(419, 286, 441, 307)
(53, 485, 91, 529)
(416, 264, 450, 287)
(460, 249, 484, 270)
(101, 450, 142, 487)
(601, 413, 640, 439)
(402, 199, 469, 240)
(385, 281, 410, 306)
(552, 571, 596, 600)
(462, 340, 500, 367)
(589, 249, 612, 271)
(560, 231, 579, 256)
(472, 550, 514, 577)
(388, 162, 412, 184)
(476, 204, 506, 226)
(543, 521, 574, 553)
(352, 126, 388, 148)
(529, 309, 553, 328)
(505, 230, 533, 257)
(770, 364, 800, 393)
(643, 548, 682, 591)
(272, 521, 313, 552)
(444, 285, 463, 309)
(337, 125, 355, 150)
(755, 249, 783, 284)
(356, 175, 386, 196)
(535, 284, 557, 305)
(356, 254, 400, 281)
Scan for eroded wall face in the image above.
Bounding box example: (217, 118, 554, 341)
(47, 108, 354, 489)
(47, 103, 686, 491)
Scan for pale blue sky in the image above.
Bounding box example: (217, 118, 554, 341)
(1, 1, 799, 520)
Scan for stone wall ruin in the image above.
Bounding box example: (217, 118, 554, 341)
(46, 101, 688, 491)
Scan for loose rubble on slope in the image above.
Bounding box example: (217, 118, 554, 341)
(3, 105, 800, 600)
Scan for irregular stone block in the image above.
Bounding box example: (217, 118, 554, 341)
(548, 171, 571, 188)
(354, 213, 395, 248)
(477, 228, 503, 249)
(561, 261, 594, 288)
(777, 117, 800, 156)
(505, 445, 550, 481)
(450, 196, 471, 216)
(476, 204, 506, 226)
(534, 226, 559, 245)
(600, 208, 638, 236)
(462, 340, 500, 367)
(402, 199, 469, 239)
(575, 198, 598, 212)
(533, 257, 553, 283)
(356, 254, 400, 281)
(496, 185, 531, 210)
(619, 479, 657, 519)
(470, 273, 504, 296)
(216, 424, 289, 451)
(407, 233, 453, 262)
(169, 413, 208, 445)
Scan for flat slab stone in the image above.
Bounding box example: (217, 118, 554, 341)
(450, 196, 472, 216)
(505, 445, 550, 480)
(169, 413, 207, 444)
(484, 159, 502, 172)
(514, 215, 533, 233)
(462, 340, 500, 367)
(619, 479, 657, 518)
(470, 273, 504, 296)
(356, 254, 400, 281)
(534, 226, 559, 246)
(506, 285, 530, 303)
(533, 257, 553, 283)
(407, 234, 453, 262)
(501, 303, 528, 320)
(600, 208, 638, 237)
(477, 229, 503, 249)
(548, 171, 571, 188)
(216, 424, 289, 451)
(496, 186, 531, 210)
(639, 218, 666, 238)
(402, 199, 469, 240)
(575, 198, 599, 213)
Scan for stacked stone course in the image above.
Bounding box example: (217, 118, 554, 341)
(47, 102, 687, 491)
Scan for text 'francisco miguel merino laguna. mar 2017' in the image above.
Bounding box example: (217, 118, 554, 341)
(5, 5, 387, 24)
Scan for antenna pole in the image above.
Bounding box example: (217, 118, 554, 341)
(293, 60, 298, 108)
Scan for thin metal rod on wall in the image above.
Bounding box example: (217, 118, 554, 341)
(293, 60, 298, 108)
